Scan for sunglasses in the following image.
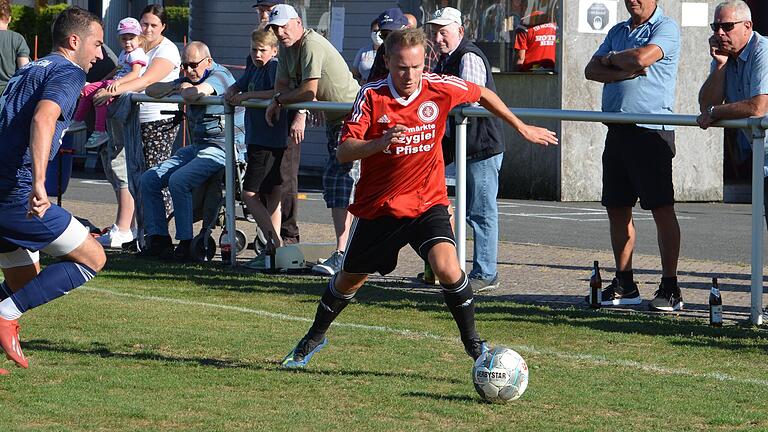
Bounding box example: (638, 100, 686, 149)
(709, 21, 743, 32)
(181, 57, 209, 69)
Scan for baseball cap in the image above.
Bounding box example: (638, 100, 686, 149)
(252, 0, 284, 7)
(377, 8, 408, 31)
(427, 7, 463, 27)
(117, 17, 142, 36)
(267, 4, 299, 27)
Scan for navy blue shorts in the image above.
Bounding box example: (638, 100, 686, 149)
(0, 201, 87, 258)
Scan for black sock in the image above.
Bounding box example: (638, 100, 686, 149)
(661, 276, 678, 288)
(616, 270, 634, 286)
(441, 271, 478, 343)
(307, 276, 353, 342)
(0, 282, 11, 301)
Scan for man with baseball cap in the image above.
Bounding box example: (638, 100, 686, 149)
(265, 4, 361, 276)
(366, 7, 439, 82)
(428, 6, 506, 293)
(253, 0, 285, 30)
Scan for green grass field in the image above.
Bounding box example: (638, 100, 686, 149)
(1, 253, 768, 431)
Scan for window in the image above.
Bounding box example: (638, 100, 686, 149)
(400, 0, 560, 73)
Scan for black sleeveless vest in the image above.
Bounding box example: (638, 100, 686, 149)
(434, 38, 505, 162)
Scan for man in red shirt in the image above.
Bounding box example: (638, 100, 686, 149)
(514, 19, 557, 71)
(281, 28, 557, 369)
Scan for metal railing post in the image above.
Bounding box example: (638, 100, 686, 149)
(455, 113, 468, 270)
(224, 101, 237, 267)
(750, 119, 766, 325)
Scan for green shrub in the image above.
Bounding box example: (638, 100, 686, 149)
(9, 5, 35, 56)
(35, 4, 69, 57)
(165, 6, 188, 43)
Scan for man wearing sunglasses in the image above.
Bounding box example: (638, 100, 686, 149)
(698, 1, 767, 130)
(139, 41, 238, 261)
(585, 0, 683, 311)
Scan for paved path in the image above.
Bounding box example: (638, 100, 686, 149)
(65, 199, 766, 326)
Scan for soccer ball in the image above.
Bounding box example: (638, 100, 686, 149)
(472, 346, 528, 402)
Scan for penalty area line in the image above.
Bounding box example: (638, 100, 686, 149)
(82, 287, 768, 388)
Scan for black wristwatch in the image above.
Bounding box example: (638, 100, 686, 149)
(272, 91, 282, 107)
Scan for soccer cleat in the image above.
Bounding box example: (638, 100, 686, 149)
(649, 281, 684, 311)
(583, 277, 642, 306)
(281, 336, 328, 369)
(464, 338, 489, 360)
(0, 318, 28, 368)
(312, 250, 344, 276)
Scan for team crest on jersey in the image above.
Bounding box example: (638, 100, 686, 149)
(417, 101, 439, 123)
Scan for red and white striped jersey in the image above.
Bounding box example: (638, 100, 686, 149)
(342, 73, 482, 219)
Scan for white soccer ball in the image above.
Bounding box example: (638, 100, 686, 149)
(472, 346, 529, 402)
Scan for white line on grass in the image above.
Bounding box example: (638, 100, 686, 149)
(83, 287, 768, 388)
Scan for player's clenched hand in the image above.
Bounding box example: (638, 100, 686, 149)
(28, 181, 50, 218)
(377, 124, 407, 152)
(518, 124, 559, 146)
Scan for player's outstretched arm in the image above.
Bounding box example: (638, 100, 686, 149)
(337, 125, 407, 163)
(28, 100, 62, 218)
(477, 87, 558, 146)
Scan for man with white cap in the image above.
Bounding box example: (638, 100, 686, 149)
(265, 4, 361, 275)
(428, 7, 506, 293)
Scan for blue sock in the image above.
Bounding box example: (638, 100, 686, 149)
(0, 282, 11, 301)
(9, 262, 96, 313)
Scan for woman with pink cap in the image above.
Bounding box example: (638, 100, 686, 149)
(73, 17, 148, 149)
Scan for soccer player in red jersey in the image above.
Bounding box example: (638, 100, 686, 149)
(281, 28, 557, 369)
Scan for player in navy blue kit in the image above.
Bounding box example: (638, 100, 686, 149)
(0, 7, 106, 371)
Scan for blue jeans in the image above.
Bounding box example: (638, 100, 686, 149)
(141, 144, 225, 240)
(466, 152, 503, 281)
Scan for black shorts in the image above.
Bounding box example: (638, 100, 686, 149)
(601, 125, 675, 210)
(342, 204, 455, 275)
(243, 146, 285, 194)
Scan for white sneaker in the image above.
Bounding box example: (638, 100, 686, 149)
(311, 250, 344, 275)
(85, 131, 109, 149)
(97, 224, 135, 249)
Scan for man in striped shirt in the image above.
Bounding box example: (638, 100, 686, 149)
(280, 28, 557, 369)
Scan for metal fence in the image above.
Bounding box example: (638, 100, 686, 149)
(130, 93, 768, 325)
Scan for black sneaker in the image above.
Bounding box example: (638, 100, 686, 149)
(649, 281, 684, 311)
(584, 277, 642, 306)
(164, 239, 193, 263)
(463, 338, 489, 360)
(136, 235, 173, 258)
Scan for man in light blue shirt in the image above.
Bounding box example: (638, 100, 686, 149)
(585, 0, 683, 312)
(698, 1, 768, 225)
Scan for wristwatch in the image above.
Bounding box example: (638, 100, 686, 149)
(708, 105, 716, 117)
(272, 91, 282, 106)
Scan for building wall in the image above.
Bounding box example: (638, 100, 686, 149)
(559, 0, 723, 202)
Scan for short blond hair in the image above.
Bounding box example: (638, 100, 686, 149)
(384, 28, 427, 56)
(251, 29, 278, 48)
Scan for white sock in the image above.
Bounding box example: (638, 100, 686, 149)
(0, 298, 22, 320)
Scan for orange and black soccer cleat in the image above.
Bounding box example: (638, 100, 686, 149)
(0, 318, 28, 368)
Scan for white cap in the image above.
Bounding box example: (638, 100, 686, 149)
(267, 4, 299, 27)
(426, 7, 463, 27)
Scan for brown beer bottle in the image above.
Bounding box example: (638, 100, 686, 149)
(709, 277, 723, 327)
(589, 260, 602, 309)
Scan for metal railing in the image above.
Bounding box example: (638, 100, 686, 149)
(129, 93, 768, 325)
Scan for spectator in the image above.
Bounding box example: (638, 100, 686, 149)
(253, 0, 285, 30)
(367, 8, 440, 83)
(265, 4, 361, 275)
(139, 41, 236, 261)
(514, 13, 557, 71)
(0, 0, 29, 95)
(351, 19, 382, 84)
(428, 7, 506, 292)
(74, 18, 148, 150)
(225, 29, 289, 264)
(584, 0, 682, 311)
(697, 1, 768, 221)
(91, 5, 181, 249)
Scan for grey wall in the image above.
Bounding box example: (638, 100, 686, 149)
(560, 0, 723, 202)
